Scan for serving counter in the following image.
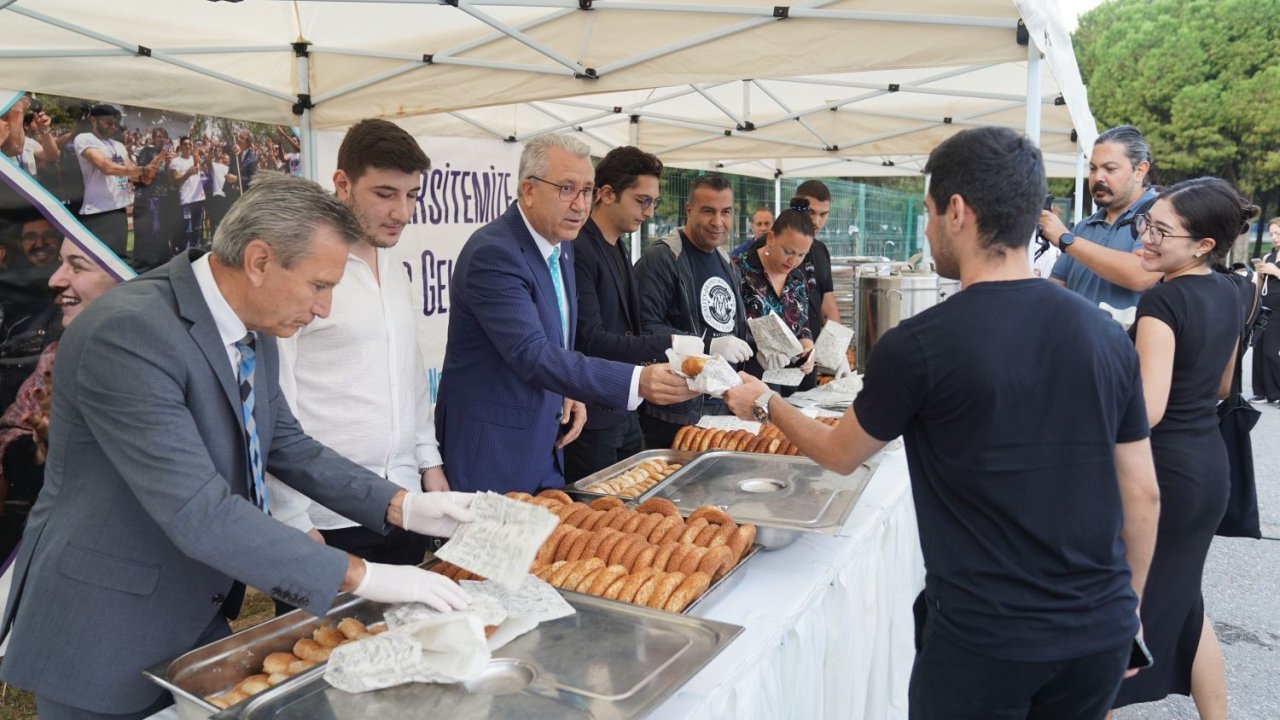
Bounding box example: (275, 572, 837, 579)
(148, 446, 923, 720)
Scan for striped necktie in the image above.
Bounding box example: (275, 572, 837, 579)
(234, 333, 269, 513)
(548, 245, 568, 348)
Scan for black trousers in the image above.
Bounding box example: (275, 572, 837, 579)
(563, 413, 644, 482)
(78, 208, 128, 258)
(1252, 291, 1280, 400)
(639, 399, 727, 450)
(909, 625, 1129, 720)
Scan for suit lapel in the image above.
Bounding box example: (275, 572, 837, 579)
(507, 206, 566, 349)
(171, 252, 246, 436)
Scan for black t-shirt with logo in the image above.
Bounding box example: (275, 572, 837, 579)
(682, 232, 737, 336)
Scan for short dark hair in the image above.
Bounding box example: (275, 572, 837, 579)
(88, 104, 121, 120)
(337, 118, 431, 181)
(689, 173, 731, 195)
(771, 208, 815, 238)
(794, 179, 831, 203)
(1159, 177, 1258, 267)
(1095, 125, 1152, 172)
(594, 146, 662, 195)
(923, 126, 1046, 250)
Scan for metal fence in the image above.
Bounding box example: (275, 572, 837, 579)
(641, 169, 925, 261)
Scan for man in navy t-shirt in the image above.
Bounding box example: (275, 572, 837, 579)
(725, 126, 1161, 720)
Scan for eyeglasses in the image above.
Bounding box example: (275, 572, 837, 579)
(1134, 214, 1197, 246)
(630, 194, 659, 212)
(528, 176, 594, 203)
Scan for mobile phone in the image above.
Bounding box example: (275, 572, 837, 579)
(1043, 195, 1056, 212)
(1252, 258, 1263, 267)
(786, 347, 815, 369)
(1128, 635, 1154, 671)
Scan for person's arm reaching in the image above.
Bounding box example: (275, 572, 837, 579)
(1039, 211, 1160, 292)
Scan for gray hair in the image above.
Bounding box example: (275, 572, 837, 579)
(518, 134, 591, 181)
(212, 172, 362, 269)
(1095, 125, 1152, 170)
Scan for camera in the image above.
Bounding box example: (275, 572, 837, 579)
(22, 98, 43, 126)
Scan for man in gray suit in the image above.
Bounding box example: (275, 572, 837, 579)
(0, 173, 476, 719)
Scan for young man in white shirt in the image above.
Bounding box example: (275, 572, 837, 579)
(73, 104, 143, 256)
(169, 136, 208, 253)
(267, 119, 443, 574)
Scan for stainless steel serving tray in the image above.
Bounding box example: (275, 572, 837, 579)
(569, 449, 702, 504)
(653, 451, 879, 548)
(189, 593, 740, 720)
(145, 593, 386, 720)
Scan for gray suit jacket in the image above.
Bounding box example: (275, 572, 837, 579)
(0, 251, 402, 713)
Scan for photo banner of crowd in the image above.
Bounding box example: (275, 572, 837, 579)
(1, 86, 523, 425)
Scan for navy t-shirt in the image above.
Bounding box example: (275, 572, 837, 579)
(853, 278, 1149, 662)
(682, 232, 737, 336)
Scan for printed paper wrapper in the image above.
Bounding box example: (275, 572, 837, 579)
(435, 492, 559, 589)
(812, 320, 854, 372)
(384, 575, 574, 652)
(747, 313, 804, 358)
(324, 614, 490, 693)
(762, 368, 806, 387)
(666, 349, 741, 397)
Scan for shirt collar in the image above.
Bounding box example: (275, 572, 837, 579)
(191, 253, 249, 348)
(517, 203, 558, 262)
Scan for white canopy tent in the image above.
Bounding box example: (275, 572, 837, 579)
(1, 0, 1095, 188)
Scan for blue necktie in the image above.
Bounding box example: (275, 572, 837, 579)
(234, 333, 269, 513)
(548, 246, 568, 348)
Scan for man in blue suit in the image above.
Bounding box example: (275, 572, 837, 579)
(436, 135, 697, 494)
(566, 146, 702, 481)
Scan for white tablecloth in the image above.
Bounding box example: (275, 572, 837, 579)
(149, 447, 923, 720)
(655, 446, 924, 720)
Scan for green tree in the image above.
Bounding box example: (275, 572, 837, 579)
(1074, 0, 1280, 199)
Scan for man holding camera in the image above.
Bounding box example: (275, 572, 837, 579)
(1037, 125, 1161, 308)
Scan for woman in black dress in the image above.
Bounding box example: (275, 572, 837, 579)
(1115, 177, 1257, 718)
(1250, 218, 1280, 402)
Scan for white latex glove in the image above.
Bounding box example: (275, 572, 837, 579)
(835, 354, 852, 379)
(757, 349, 791, 371)
(401, 491, 476, 537)
(671, 335, 703, 357)
(709, 335, 753, 364)
(353, 561, 471, 613)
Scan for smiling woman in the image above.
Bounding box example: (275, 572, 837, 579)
(0, 234, 119, 566)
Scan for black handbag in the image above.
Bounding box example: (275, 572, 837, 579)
(1216, 268, 1263, 538)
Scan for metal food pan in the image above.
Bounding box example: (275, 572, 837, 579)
(655, 452, 880, 548)
(144, 593, 386, 720)
(569, 449, 701, 504)
(197, 593, 742, 720)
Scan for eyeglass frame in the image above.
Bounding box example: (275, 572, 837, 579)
(1133, 213, 1198, 246)
(21, 230, 64, 245)
(527, 175, 594, 203)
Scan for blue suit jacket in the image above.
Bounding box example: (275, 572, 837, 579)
(436, 204, 634, 493)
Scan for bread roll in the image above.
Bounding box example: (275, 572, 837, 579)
(536, 489, 573, 505)
(636, 497, 681, 517)
(237, 674, 271, 695)
(652, 541, 680, 572)
(590, 496, 625, 511)
(313, 625, 345, 648)
(631, 572, 665, 607)
(681, 356, 708, 376)
(664, 571, 712, 612)
(262, 652, 297, 676)
(688, 505, 733, 527)
(679, 518, 709, 545)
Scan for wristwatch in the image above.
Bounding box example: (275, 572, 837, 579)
(1058, 232, 1075, 252)
(752, 390, 779, 424)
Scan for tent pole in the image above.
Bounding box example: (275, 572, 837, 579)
(1074, 144, 1086, 224)
(774, 169, 782, 217)
(297, 48, 316, 182)
(1024, 43, 1043, 145)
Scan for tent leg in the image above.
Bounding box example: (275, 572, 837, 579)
(1074, 143, 1086, 224)
(774, 174, 781, 216)
(297, 50, 317, 181)
(1023, 41, 1042, 145)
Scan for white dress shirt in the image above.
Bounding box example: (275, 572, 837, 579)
(516, 205, 644, 410)
(267, 248, 441, 532)
(191, 254, 249, 373)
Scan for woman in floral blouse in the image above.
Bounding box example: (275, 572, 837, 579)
(736, 209, 819, 388)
